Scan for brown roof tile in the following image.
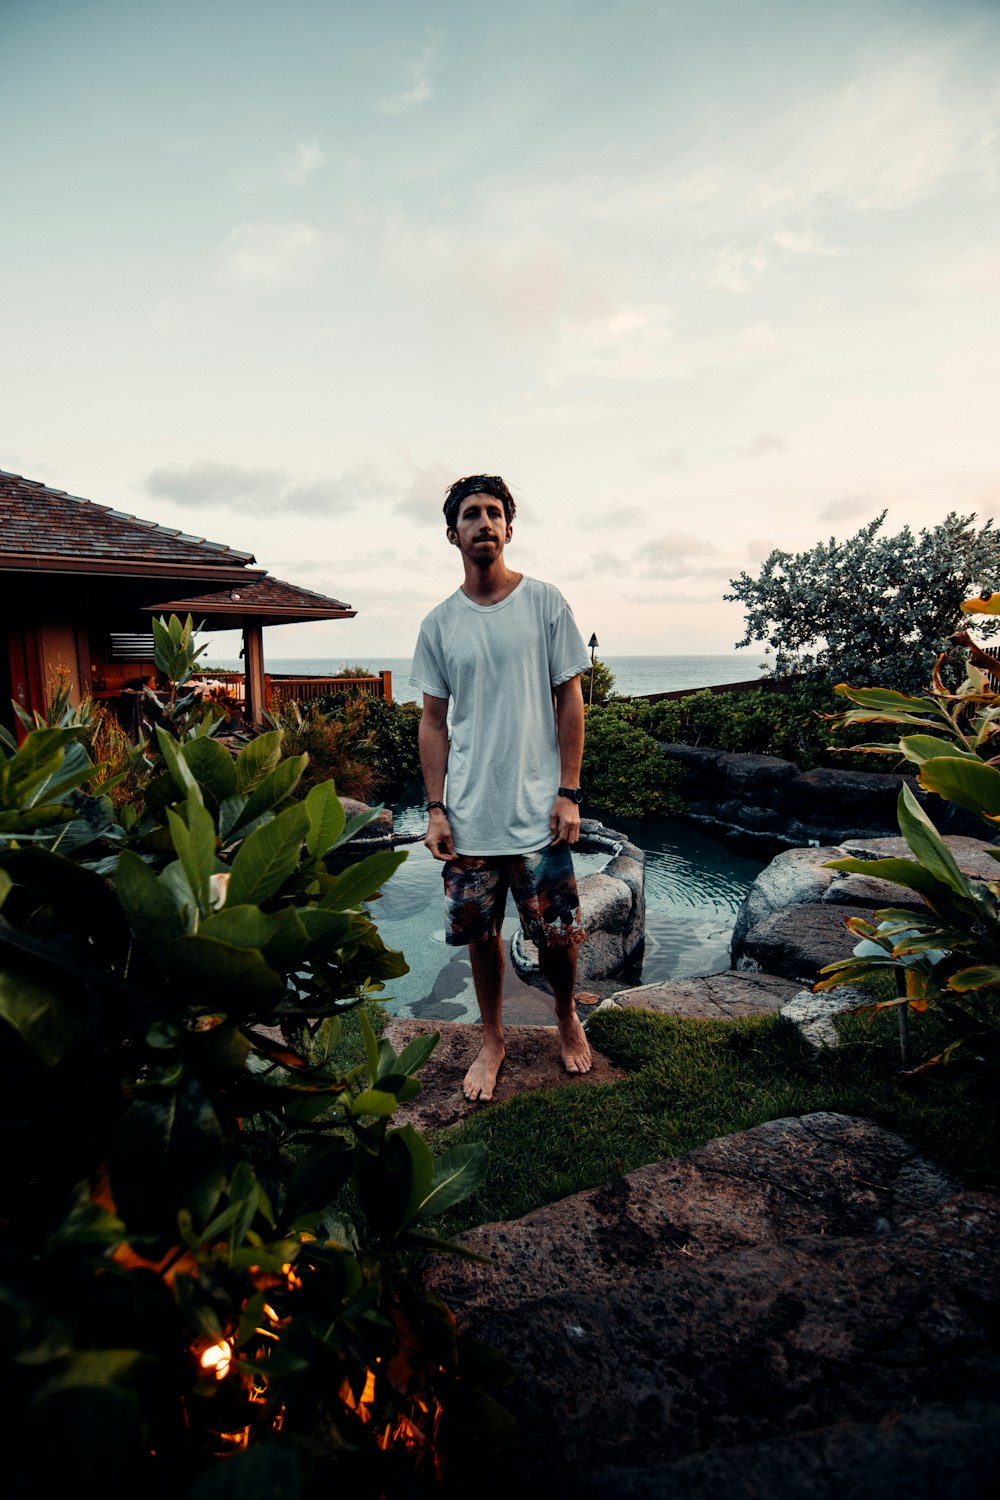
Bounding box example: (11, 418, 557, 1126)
(0, 470, 258, 570)
(148, 574, 356, 627)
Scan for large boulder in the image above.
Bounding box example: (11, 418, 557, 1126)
(513, 821, 646, 983)
(425, 1113, 1000, 1498)
(732, 834, 1000, 985)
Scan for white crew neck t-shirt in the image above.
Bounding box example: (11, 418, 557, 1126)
(411, 576, 590, 855)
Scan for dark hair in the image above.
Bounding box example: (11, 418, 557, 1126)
(443, 474, 517, 529)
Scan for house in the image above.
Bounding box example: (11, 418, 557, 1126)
(0, 470, 356, 733)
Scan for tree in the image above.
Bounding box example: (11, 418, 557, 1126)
(724, 512, 1000, 694)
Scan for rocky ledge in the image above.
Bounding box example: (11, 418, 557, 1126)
(425, 1112, 1000, 1498)
(661, 743, 986, 850)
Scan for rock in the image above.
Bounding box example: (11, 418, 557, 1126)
(732, 834, 1000, 987)
(608, 970, 801, 1020)
(735, 903, 870, 983)
(425, 1114, 1000, 1498)
(658, 743, 992, 849)
(513, 823, 646, 983)
(383, 1019, 626, 1132)
(779, 985, 870, 1049)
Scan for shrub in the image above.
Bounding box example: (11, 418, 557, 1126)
(724, 510, 1000, 694)
(628, 682, 876, 770)
(0, 618, 510, 1497)
(582, 703, 684, 819)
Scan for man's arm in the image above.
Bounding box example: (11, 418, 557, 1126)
(550, 675, 585, 847)
(419, 692, 456, 861)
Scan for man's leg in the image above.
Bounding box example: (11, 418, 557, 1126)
(537, 939, 592, 1075)
(464, 932, 507, 1101)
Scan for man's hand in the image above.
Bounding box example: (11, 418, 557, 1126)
(549, 794, 581, 847)
(425, 807, 456, 861)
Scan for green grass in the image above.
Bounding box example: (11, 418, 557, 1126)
(430, 1005, 1000, 1237)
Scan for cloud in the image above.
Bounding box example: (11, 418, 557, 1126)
(213, 221, 332, 291)
(380, 44, 436, 113)
(772, 228, 842, 257)
(816, 494, 879, 524)
(634, 530, 727, 580)
(393, 459, 459, 524)
(757, 46, 1000, 214)
(284, 139, 325, 185)
(706, 242, 768, 293)
(145, 460, 392, 516)
(739, 432, 786, 460)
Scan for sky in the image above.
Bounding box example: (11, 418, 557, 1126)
(2, 0, 998, 665)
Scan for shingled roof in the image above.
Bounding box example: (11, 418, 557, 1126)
(149, 575, 356, 629)
(0, 470, 263, 582)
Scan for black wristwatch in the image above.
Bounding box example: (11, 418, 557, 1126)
(557, 786, 584, 804)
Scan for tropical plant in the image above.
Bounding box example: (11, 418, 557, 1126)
(816, 604, 1000, 1073)
(583, 655, 615, 707)
(0, 640, 509, 1496)
(725, 511, 1000, 693)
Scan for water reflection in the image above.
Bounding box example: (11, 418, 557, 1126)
(374, 804, 767, 1018)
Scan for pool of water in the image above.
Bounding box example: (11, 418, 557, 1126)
(370, 804, 768, 1022)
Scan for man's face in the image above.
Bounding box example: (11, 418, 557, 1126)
(447, 492, 512, 562)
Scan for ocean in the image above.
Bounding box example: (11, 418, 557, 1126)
(206, 654, 768, 702)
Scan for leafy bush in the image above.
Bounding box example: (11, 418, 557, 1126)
(270, 700, 378, 803)
(725, 511, 1000, 693)
(0, 617, 510, 1498)
(817, 620, 1000, 1075)
(582, 703, 684, 819)
(583, 655, 615, 707)
(638, 681, 869, 768)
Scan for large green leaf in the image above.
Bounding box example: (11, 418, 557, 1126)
(898, 735, 979, 765)
(280, 1141, 354, 1231)
(321, 849, 408, 911)
(918, 755, 1000, 820)
(896, 784, 970, 897)
(234, 730, 283, 793)
(182, 1435, 303, 1499)
(155, 726, 199, 797)
(116, 849, 187, 950)
(111, 1074, 225, 1238)
(393, 1123, 436, 1230)
(166, 786, 217, 916)
(27, 739, 96, 807)
(164, 933, 285, 1002)
(198, 904, 278, 952)
(409, 1142, 488, 1223)
(823, 855, 955, 901)
(226, 801, 309, 906)
(949, 965, 1000, 990)
(305, 780, 346, 857)
(0, 959, 85, 1065)
(179, 735, 237, 804)
(236, 753, 308, 830)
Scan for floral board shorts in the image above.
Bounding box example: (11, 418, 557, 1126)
(442, 844, 587, 950)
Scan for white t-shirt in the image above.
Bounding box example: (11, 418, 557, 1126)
(411, 576, 590, 855)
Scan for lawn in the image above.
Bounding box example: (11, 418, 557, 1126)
(426, 1003, 1000, 1237)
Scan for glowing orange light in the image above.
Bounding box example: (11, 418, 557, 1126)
(199, 1341, 232, 1380)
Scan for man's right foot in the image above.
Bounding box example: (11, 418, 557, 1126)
(463, 1038, 506, 1102)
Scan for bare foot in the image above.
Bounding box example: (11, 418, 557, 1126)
(463, 1037, 506, 1102)
(557, 1011, 592, 1075)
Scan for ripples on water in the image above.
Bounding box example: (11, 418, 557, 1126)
(372, 803, 767, 1019)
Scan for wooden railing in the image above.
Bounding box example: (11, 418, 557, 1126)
(266, 672, 393, 710)
(188, 671, 393, 710)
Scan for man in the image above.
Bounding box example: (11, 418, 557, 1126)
(411, 474, 593, 1102)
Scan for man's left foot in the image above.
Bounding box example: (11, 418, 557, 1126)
(557, 1011, 592, 1075)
